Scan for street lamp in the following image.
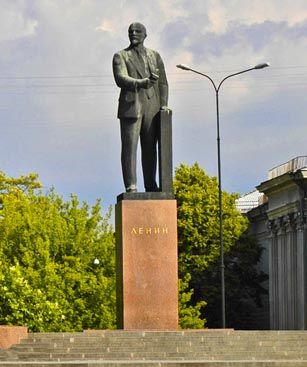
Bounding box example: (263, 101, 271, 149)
(176, 62, 270, 328)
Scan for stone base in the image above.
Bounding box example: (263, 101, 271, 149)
(0, 326, 28, 349)
(115, 199, 178, 330)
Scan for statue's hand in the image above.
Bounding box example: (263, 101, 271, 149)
(136, 78, 157, 89)
(160, 106, 170, 111)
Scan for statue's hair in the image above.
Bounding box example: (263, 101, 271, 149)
(128, 22, 147, 36)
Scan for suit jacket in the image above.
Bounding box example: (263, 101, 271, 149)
(113, 46, 168, 119)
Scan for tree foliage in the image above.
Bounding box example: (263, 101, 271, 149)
(0, 171, 116, 331)
(0, 166, 267, 331)
(178, 273, 206, 329)
(174, 163, 248, 276)
(174, 163, 267, 328)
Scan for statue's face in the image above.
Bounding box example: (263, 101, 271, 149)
(128, 23, 146, 46)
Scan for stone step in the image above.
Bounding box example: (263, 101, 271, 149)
(11, 353, 307, 360)
(3, 330, 307, 365)
(7, 352, 307, 363)
(17, 339, 307, 348)
(21, 333, 307, 344)
(10, 350, 307, 358)
(11, 342, 307, 351)
(23, 330, 307, 336)
(15, 338, 307, 346)
(1, 360, 307, 367)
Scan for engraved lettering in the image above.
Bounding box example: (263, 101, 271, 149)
(130, 227, 169, 235)
(162, 227, 168, 234)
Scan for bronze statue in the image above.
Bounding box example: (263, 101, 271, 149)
(113, 22, 168, 193)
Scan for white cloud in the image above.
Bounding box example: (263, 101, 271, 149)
(0, 0, 307, 205)
(207, 0, 307, 30)
(0, 1, 38, 42)
(207, 1, 228, 33)
(159, 0, 187, 20)
(96, 19, 116, 33)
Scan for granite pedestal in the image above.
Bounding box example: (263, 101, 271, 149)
(115, 193, 178, 330)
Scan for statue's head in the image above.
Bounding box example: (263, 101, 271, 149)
(128, 22, 147, 46)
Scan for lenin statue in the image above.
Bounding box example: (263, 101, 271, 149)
(112, 22, 168, 193)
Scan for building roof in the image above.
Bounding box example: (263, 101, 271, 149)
(236, 190, 266, 213)
(237, 157, 307, 214)
(268, 156, 307, 180)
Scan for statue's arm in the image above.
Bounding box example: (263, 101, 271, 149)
(113, 53, 155, 91)
(112, 53, 137, 91)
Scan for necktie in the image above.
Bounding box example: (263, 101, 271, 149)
(134, 49, 146, 74)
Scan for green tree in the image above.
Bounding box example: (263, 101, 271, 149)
(0, 172, 116, 331)
(174, 163, 250, 327)
(179, 273, 206, 329)
(174, 163, 248, 275)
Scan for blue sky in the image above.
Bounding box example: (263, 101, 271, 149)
(0, 0, 307, 212)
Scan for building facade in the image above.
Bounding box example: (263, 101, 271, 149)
(241, 157, 307, 330)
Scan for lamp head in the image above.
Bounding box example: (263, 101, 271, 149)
(254, 62, 270, 69)
(176, 64, 191, 71)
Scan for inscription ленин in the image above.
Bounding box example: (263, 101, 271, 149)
(131, 227, 169, 235)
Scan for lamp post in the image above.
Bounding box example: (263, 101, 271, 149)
(176, 62, 270, 328)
